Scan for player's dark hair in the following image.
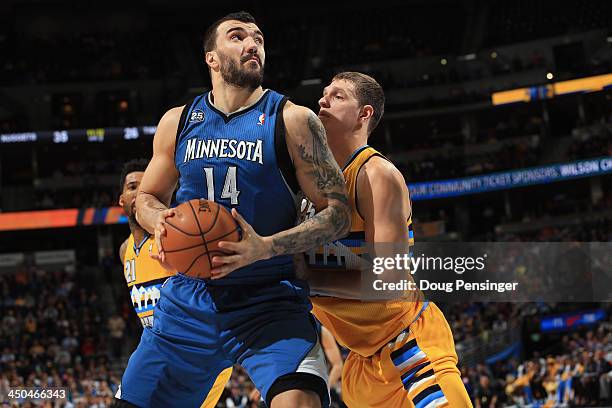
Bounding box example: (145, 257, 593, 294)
(333, 72, 385, 135)
(203, 11, 258, 53)
(119, 159, 149, 191)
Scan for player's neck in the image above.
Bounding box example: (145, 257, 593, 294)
(129, 222, 148, 246)
(210, 83, 264, 115)
(329, 131, 368, 169)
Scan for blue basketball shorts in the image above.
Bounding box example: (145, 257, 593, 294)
(116, 273, 330, 407)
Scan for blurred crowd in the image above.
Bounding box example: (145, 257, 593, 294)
(396, 112, 612, 183)
(568, 117, 612, 160)
(34, 190, 115, 212)
(1, 1, 609, 90)
(398, 138, 542, 182)
(0, 32, 174, 86)
(462, 321, 612, 407)
(484, 0, 610, 47)
(0, 266, 124, 407)
(445, 303, 520, 346)
(2, 105, 609, 213)
(504, 219, 612, 243)
(0, 255, 609, 407)
(32, 158, 126, 211)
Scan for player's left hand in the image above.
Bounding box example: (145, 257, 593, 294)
(210, 208, 272, 279)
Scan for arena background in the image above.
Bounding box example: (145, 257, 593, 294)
(0, 0, 611, 406)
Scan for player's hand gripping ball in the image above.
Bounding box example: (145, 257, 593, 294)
(161, 199, 240, 279)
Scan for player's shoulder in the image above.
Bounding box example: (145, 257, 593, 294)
(358, 154, 405, 187)
(153, 105, 186, 148)
(281, 102, 323, 146)
(159, 105, 186, 126)
(356, 154, 409, 206)
(282, 101, 317, 126)
(119, 236, 131, 264)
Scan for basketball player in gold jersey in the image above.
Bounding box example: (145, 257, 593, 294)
(118, 159, 230, 408)
(302, 72, 473, 408)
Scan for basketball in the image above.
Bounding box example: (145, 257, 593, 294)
(161, 198, 240, 279)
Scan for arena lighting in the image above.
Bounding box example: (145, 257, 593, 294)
(440, 58, 448, 65)
(490, 51, 497, 59)
(491, 72, 612, 105)
(546, 72, 554, 80)
(300, 78, 322, 86)
(459, 53, 476, 61)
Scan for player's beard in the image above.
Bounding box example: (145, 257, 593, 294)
(124, 202, 138, 228)
(128, 213, 138, 227)
(218, 51, 264, 91)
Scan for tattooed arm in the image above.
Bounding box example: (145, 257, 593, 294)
(305, 156, 420, 301)
(211, 103, 350, 278)
(270, 103, 351, 255)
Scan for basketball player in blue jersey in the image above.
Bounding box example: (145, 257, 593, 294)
(113, 11, 350, 408)
(117, 160, 229, 408)
(118, 158, 232, 408)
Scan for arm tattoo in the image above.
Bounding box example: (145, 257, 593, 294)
(271, 112, 350, 256)
(300, 115, 346, 192)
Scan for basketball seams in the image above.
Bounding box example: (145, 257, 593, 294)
(202, 202, 221, 234)
(164, 219, 205, 237)
(198, 225, 239, 245)
(164, 227, 239, 253)
(164, 199, 239, 278)
(183, 251, 207, 274)
(187, 200, 214, 273)
(165, 202, 221, 236)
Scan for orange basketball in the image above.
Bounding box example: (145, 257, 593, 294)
(161, 199, 240, 279)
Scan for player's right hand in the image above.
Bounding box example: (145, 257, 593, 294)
(149, 208, 175, 270)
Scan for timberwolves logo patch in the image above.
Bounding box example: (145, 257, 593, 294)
(190, 109, 205, 123)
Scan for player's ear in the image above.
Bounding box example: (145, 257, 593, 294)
(205, 51, 219, 70)
(118, 194, 124, 207)
(360, 105, 374, 123)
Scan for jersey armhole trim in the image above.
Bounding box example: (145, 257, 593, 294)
(274, 97, 300, 196)
(342, 145, 370, 171)
(355, 153, 385, 221)
(173, 95, 200, 162)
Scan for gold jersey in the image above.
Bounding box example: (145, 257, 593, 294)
(308, 146, 421, 357)
(123, 234, 175, 328)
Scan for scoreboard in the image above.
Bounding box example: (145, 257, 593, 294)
(0, 126, 157, 144)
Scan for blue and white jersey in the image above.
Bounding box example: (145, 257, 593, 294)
(174, 90, 300, 284)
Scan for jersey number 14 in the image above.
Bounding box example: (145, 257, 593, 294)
(203, 166, 240, 205)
